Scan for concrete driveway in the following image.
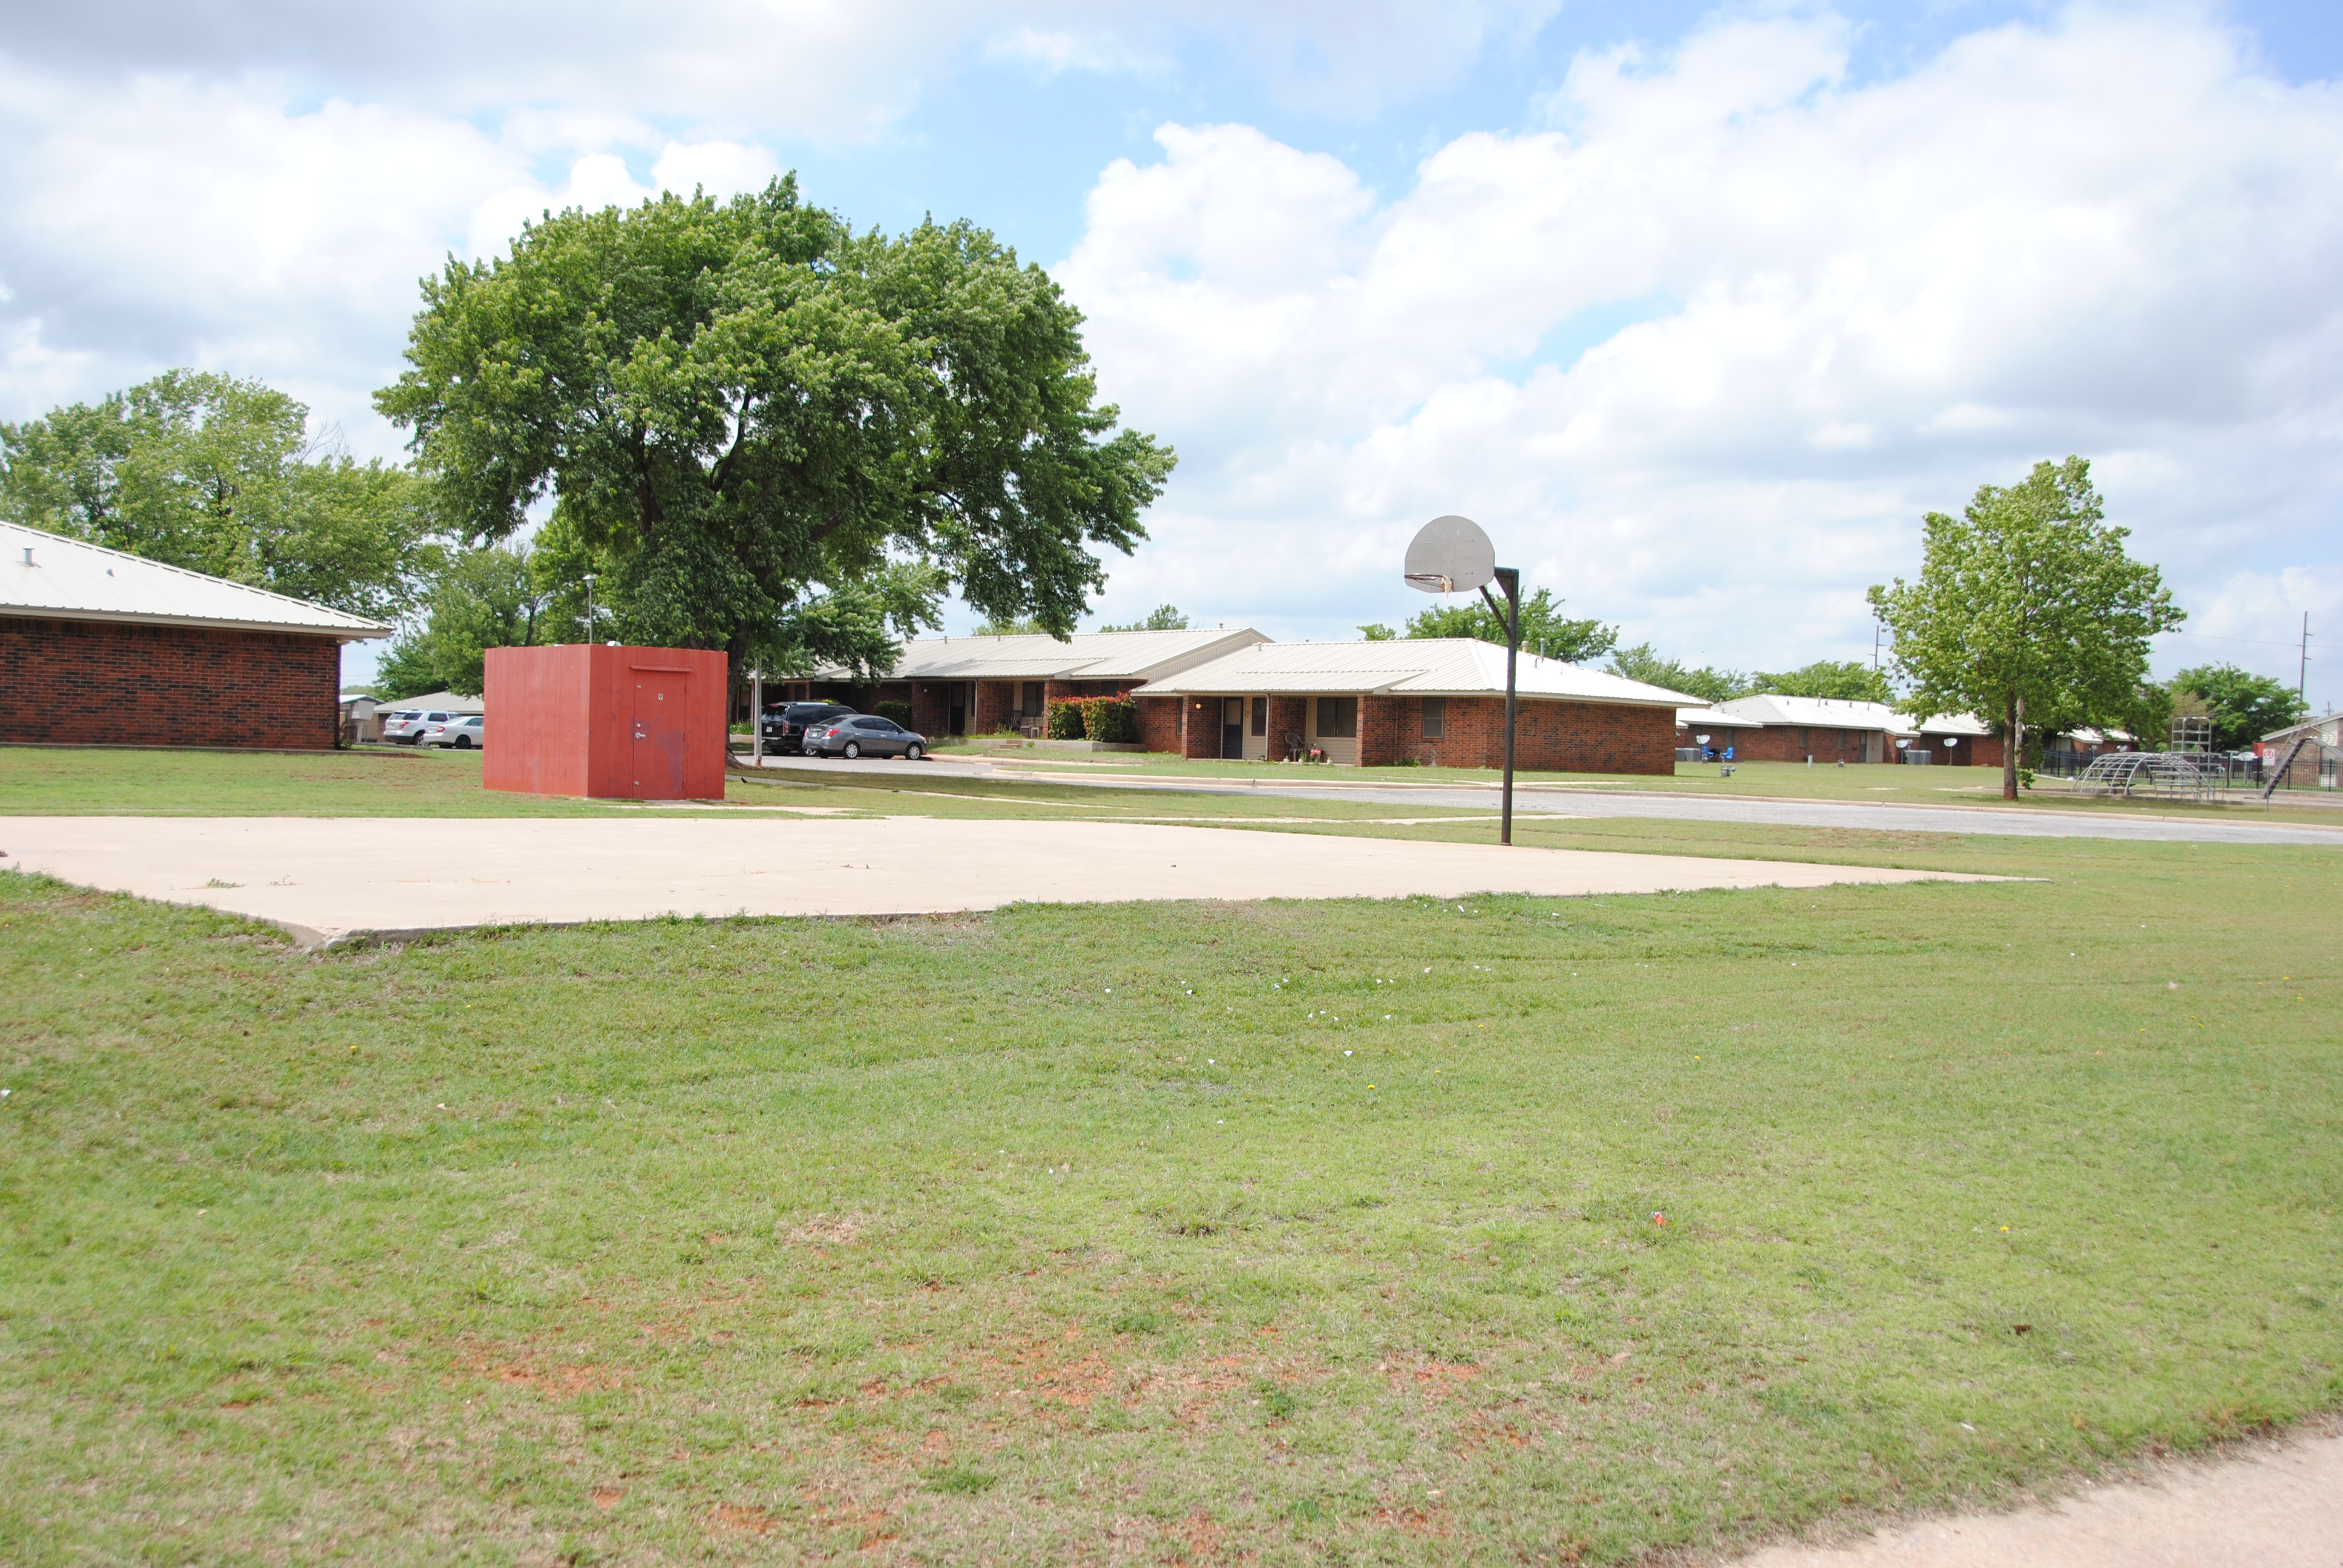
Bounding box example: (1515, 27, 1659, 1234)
(0, 815, 1996, 946)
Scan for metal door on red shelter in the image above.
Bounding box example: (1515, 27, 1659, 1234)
(629, 666, 690, 797)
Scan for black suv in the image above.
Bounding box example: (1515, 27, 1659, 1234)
(761, 702, 857, 754)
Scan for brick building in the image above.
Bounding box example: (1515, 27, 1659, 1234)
(0, 521, 389, 750)
(1134, 639, 1689, 773)
(2257, 713, 2341, 791)
(778, 627, 1263, 737)
(1673, 705, 1768, 758)
(1706, 694, 1911, 764)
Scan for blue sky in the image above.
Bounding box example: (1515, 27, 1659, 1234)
(1, 1, 2338, 698)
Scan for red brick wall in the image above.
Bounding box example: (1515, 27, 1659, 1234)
(0, 615, 342, 750)
(1731, 724, 1878, 763)
(1136, 696, 1184, 755)
(974, 681, 1015, 733)
(1173, 697, 1219, 758)
(1267, 697, 1308, 761)
(1918, 733, 2003, 767)
(1361, 694, 1673, 774)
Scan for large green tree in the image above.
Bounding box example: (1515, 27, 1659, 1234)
(376, 178, 1174, 700)
(0, 370, 439, 619)
(2172, 663, 2309, 750)
(1605, 644, 1750, 704)
(1869, 457, 2182, 800)
(1748, 659, 1892, 704)
(1403, 587, 1618, 664)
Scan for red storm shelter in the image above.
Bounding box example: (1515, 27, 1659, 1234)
(483, 644, 729, 799)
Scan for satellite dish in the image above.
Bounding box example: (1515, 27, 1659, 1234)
(1944, 736, 1959, 747)
(1404, 515, 1495, 595)
(1695, 734, 1711, 746)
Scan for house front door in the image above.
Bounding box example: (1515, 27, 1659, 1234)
(948, 683, 968, 736)
(631, 669, 689, 797)
(1222, 698, 1245, 759)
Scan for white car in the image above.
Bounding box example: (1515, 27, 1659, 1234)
(381, 708, 452, 743)
(419, 714, 487, 750)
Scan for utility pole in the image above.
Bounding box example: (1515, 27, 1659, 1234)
(2301, 612, 2312, 702)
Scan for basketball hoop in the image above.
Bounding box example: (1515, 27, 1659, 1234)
(1403, 515, 1496, 595)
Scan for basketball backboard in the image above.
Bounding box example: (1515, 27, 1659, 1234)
(1404, 515, 1495, 594)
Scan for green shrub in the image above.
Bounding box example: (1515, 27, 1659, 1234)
(1081, 696, 1139, 743)
(1046, 700, 1086, 739)
(875, 700, 913, 728)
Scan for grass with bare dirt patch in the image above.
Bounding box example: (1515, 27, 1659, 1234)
(1, 830, 2337, 1564)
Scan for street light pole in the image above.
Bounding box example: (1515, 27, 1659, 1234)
(1479, 567, 1521, 846)
(583, 573, 597, 644)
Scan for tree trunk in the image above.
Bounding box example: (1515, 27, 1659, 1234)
(2002, 694, 2022, 802)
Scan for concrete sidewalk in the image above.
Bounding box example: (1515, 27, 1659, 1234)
(0, 815, 1996, 945)
(1734, 1428, 2342, 1567)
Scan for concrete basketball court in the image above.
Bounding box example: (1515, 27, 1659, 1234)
(1735, 1426, 2343, 1568)
(0, 814, 1997, 946)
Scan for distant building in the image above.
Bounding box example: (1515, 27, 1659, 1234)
(1135, 639, 1693, 772)
(1706, 695, 1910, 764)
(1, 521, 388, 750)
(793, 627, 1265, 737)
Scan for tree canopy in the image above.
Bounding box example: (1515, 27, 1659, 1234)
(2172, 663, 2309, 750)
(1099, 604, 1188, 633)
(1870, 457, 2181, 799)
(375, 543, 552, 699)
(1606, 644, 1748, 704)
(1401, 587, 1617, 664)
(0, 370, 438, 620)
(375, 178, 1174, 684)
(1751, 659, 1892, 704)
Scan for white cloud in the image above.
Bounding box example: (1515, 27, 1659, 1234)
(1058, 8, 2343, 676)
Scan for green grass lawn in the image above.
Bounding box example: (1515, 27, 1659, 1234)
(8, 745, 2335, 834)
(0, 746, 1509, 831)
(3, 826, 2336, 1564)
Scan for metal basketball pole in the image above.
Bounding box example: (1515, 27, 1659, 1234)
(1481, 567, 1521, 846)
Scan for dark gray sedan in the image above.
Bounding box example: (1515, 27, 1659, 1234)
(802, 714, 927, 760)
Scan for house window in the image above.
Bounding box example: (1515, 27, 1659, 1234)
(1315, 696, 1357, 739)
(1421, 696, 1446, 739)
(1251, 697, 1267, 736)
(1021, 682, 1044, 716)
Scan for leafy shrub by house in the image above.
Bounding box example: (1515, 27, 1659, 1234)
(875, 700, 913, 728)
(1081, 695, 1139, 743)
(1046, 700, 1086, 739)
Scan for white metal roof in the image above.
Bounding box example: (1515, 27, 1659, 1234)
(1140, 639, 1699, 708)
(1902, 711, 1993, 737)
(1675, 705, 1765, 728)
(0, 521, 390, 639)
(1711, 694, 1912, 733)
(2259, 712, 2339, 745)
(819, 626, 1265, 684)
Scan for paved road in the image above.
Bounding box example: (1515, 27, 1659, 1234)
(752, 756, 2343, 847)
